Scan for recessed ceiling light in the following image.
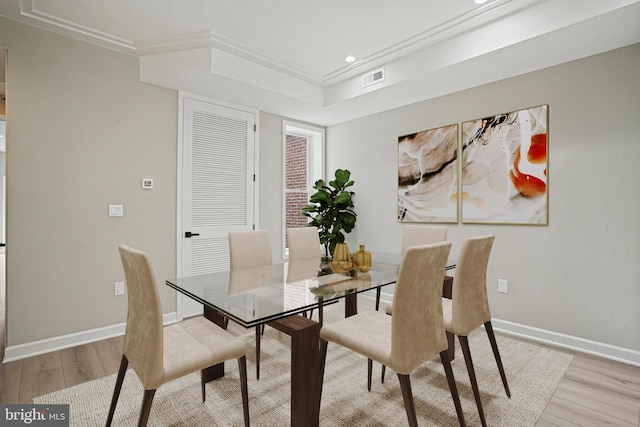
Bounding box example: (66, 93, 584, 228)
(474, 0, 488, 3)
(345, 55, 356, 63)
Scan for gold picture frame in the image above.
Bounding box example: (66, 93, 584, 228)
(397, 124, 459, 223)
(461, 105, 548, 225)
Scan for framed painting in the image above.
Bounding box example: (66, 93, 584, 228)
(398, 124, 458, 223)
(461, 104, 548, 225)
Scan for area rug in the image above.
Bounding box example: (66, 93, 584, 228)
(35, 298, 572, 426)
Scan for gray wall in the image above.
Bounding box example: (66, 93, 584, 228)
(1, 14, 638, 359)
(1, 18, 178, 345)
(327, 44, 640, 352)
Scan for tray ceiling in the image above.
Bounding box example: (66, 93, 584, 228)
(1, 0, 639, 124)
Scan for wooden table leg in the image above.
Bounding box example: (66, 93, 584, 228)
(268, 315, 321, 427)
(203, 306, 227, 381)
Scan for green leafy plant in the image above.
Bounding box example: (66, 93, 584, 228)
(302, 169, 357, 256)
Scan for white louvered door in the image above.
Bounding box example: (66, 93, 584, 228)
(179, 96, 256, 318)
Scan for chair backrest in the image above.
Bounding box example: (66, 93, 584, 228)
(390, 241, 452, 374)
(450, 235, 495, 335)
(118, 245, 164, 388)
(228, 264, 273, 295)
(228, 229, 272, 269)
(287, 227, 321, 262)
(400, 225, 447, 256)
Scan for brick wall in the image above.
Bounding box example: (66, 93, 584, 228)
(285, 135, 310, 230)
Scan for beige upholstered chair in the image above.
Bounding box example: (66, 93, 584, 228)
(228, 229, 272, 380)
(107, 245, 249, 427)
(287, 227, 322, 318)
(376, 225, 448, 311)
(400, 225, 448, 256)
(287, 226, 322, 263)
(442, 235, 510, 427)
(319, 242, 466, 427)
(229, 229, 273, 269)
(377, 225, 448, 384)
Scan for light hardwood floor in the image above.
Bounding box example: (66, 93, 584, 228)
(3, 328, 639, 425)
(1, 264, 639, 424)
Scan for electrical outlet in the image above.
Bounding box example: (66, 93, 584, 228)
(498, 279, 508, 294)
(115, 281, 125, 296)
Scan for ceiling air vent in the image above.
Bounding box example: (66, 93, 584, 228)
(363, 68, 385, 88)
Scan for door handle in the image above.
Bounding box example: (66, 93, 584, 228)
(185, 232, 200, 238)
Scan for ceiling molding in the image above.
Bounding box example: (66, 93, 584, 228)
(17, 0, 538, 87)
(5, 0, 639, 127)
(136, 30, 327, 85)
(322, 0, 519, 83)
(19, 0, 136, 52)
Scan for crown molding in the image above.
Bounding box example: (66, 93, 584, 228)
(19, 0, 136, 52)
(17, 0, 528, 87)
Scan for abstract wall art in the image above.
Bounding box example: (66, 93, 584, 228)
(461, 105, 548, 225)
(398, 124, 458, 223)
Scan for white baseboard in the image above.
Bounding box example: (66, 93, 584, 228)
(2, 312, 179, 363)
(5, 301, 640, 368)
(374, 289, 640, 367)
(491, 318, 640, 367)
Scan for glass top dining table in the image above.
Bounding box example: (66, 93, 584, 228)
(165, 258, 418, 328)
(165, 256, 456, 427)
(166, 256, 456, 327)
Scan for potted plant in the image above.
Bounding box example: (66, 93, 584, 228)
(302, 169, 357, 257)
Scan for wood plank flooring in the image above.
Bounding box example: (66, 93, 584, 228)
(2, 329, 639, 425)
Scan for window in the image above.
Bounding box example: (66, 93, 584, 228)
(283, 121, 324, 257)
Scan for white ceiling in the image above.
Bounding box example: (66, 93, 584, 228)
(1, 0, 639, 125)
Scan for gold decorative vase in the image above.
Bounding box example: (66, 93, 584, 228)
(353, 244, 372, 273)
(329, 243, 353, 274)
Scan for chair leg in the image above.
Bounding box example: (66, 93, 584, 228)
(367, 359, 373, 391)
(446, 331, 456, 361)
(381, 364, 386, 383)
(439, 350, 466, 427)
(397, 374, 418, 427)
(200, 369, 206, 402)
(255, 325, 261, 380)
(375, 287, 381, 310)
(317, 338, 329, 411)
(238, 356, 250, 427)
(106, 355, 128, 426)
(484, 321, 511, 398)
(138, 389, 156, 427)
(459, 335, 487, 427)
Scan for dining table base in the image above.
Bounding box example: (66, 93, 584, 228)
(268, 315, 322, 427)
(203, 306, 227, 381)
(203, 306, 322, 427)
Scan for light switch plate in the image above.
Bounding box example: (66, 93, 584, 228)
(109, 204, 123, 217)
(498, 279, 508, 293)
(142, 178, 153, 189)
(115, 281, 125, 296)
